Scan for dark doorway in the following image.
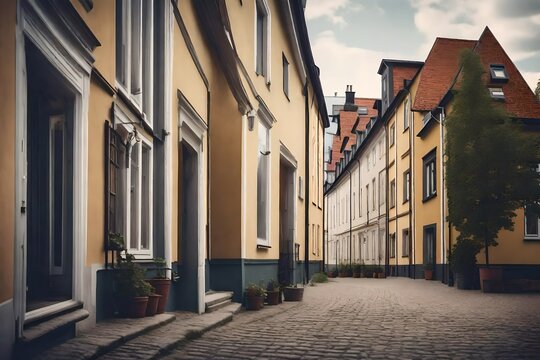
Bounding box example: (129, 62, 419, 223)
(278, 160, 295, 285)
(25, 40, 74, 312)
(423, 224, 437, 273)
(178, 142, 200, 311)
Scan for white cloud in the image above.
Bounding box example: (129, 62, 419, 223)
(305, 0, 354, 25)
(410, 0, 540, 63)
(522, 71, 540, 93)
(311, 31, 401, 98)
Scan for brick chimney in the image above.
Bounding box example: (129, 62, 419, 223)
(344, 85, 357, 111)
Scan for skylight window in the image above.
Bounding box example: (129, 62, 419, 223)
(489, 87, 505, 100)
(489, 64, 508, 81)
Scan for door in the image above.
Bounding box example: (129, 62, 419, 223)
(278, 160, 295, 285)
(423, 225, 436, 270)
(25, 40, 75, 313)
(178, 142, 200, 312)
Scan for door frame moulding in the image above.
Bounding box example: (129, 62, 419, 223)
(178, 91, 207, 314)
(15, 0, 92, 335)
(279, 142, 298, 283)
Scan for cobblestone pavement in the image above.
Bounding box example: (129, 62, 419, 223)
(162, 278, 540, 359)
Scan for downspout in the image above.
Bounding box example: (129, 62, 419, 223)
(304, 81, 310, 284)
(438, 107, 446, 283)
(358, 158, 361, 270)
(322, 132, 326, 273)
(385, 121, 390, 276)
(346, 169, 352, 269)
(409, 111, 414, 279)
(206, 90, 211, 263)
(394, 113, 398, 274)
(411, 110, 416, 279)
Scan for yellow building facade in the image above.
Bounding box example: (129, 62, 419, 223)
(0, 1, 327, 357)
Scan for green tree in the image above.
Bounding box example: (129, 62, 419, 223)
(535, 77, 540, 101)
(445, 49, 540, 266)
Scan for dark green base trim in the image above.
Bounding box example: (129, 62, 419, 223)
(96, 269, 115, 322)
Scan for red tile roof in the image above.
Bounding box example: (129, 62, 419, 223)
(392, 66, 422, 98)
(471, 27, 540, 119)
(412, 38, 476, 111)
(327, 98, 378, 171)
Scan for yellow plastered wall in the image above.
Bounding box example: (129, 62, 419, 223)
(0, 0, 16, 303)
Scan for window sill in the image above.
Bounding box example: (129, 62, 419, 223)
(403, 199, 410, 205)
(402, 126, 409, 133)
(524, 237, 540, 242)
(422, 193, 437, 203)
(257, 244, 271, 250)
(390, 256, 396, 259)
(402, 255, 409, 258)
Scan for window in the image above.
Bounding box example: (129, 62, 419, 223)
(390, 233, 396, 258)
(378, 141, 383, 159)
(423, 150, 436, 201)
(525, 207, 540, 239)
(389, 123, 395, 146)
(403, 98, 409, 130)
(402, 229, 409, 257)
(382, 73, 388, 108)
(390, 179, 396, 208)
(312, 224, 316, 255)
(372, 178, 376, 211)
(379, 172, 385, 206)
(352, 192, 356, 219)
(357, 106, 368, 115)
(128, 139, 153, 256)
(372, 230, 376, 260)
(255, 0, 270, 81)
(359, 188, 362, 216)
(403, 170, 410, 203)
(257, 120, 270, 244)
(489, 64, 508, 81)
(116, 0, 155, 123)
(282, 53, 289, 98)
(366, 184, 369, 214)
(489, 87, 505, 100)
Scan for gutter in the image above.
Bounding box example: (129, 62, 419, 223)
(346, 169, 352, 269)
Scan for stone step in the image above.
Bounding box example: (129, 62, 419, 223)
(204, 291, 233, 308)
(206, 299, 232, 313)
(34, 313, 176, 360)
(96, 303, 243, 360)
(22, 308, 89, 344)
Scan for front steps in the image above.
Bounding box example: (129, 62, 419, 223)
(204, 291, 235, 313)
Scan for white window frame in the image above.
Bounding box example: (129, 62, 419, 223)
(114, 104, 154, 259)
(116, 0, 154, 126)
(390, 179, 396, 208)
(254, 0, 271, 84)
(390, 123, 395, 146)
(257, 118, 271, 245)
(404, 98, 409, 130)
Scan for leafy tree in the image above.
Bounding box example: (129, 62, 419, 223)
(445, 49, 540, 266)
(536, 77, 540, 101)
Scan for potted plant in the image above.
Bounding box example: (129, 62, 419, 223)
(266, 280, 280, 305)
(148, 257, 171, 314)
(283, 284, 304, 301)
(338, 262, 351, 277)
(363, 265, 373, 278)
(352, 262, 362, 278)
(115, 253, 153, 318)
(376, 266, 386, 278)
(245, 283, 265, 310)
(108, 232, 126, 252)
(424, 263, 434, 280)
(448, 238, 482, 290)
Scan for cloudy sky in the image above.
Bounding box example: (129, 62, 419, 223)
(305, 0, 540, 98)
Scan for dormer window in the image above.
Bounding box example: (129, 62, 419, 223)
(489, 64, 508, 82)
(357, 106, 368, 115)
(489, 87, 505, 100)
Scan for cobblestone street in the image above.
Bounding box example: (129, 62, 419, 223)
(162, 278, 540, 359)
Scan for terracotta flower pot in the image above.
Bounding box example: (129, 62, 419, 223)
(479, 267, 503, 292)
(283, 287, 304, 301)
(146, 294, 162, 317)
(266, 291, 280, 305)
(148, 278, 171, 314)
(118, 296, 149, 318)
(424, 269, 434, 280)
(246, 295, 264, 310)
(378, 273, 386, 279)
(353, 272, 361, 278)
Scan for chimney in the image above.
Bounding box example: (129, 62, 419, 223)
(344, 85, 357, 111)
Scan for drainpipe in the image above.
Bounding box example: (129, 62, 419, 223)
(394, 113, 398, 274)
(304, 81, 310, 284)
(385, 119, 390, 276)
(206, 90, 211, 269)
(322, 131, 326, 273)
(357, 158, 361, 269)
(346, 169, 352, 268)
(409, 111, 414, 279)
(438, 107, 446, 283)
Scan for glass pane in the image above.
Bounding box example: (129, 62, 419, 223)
(51, 120, 64, 268)
(130, 143, 140, 250)
(257, 123, 268, 240)
(526, 211, 539, 236)
(141, 145, 150, 250)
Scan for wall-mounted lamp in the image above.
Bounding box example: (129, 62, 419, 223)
(247, 109, 257, 131)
